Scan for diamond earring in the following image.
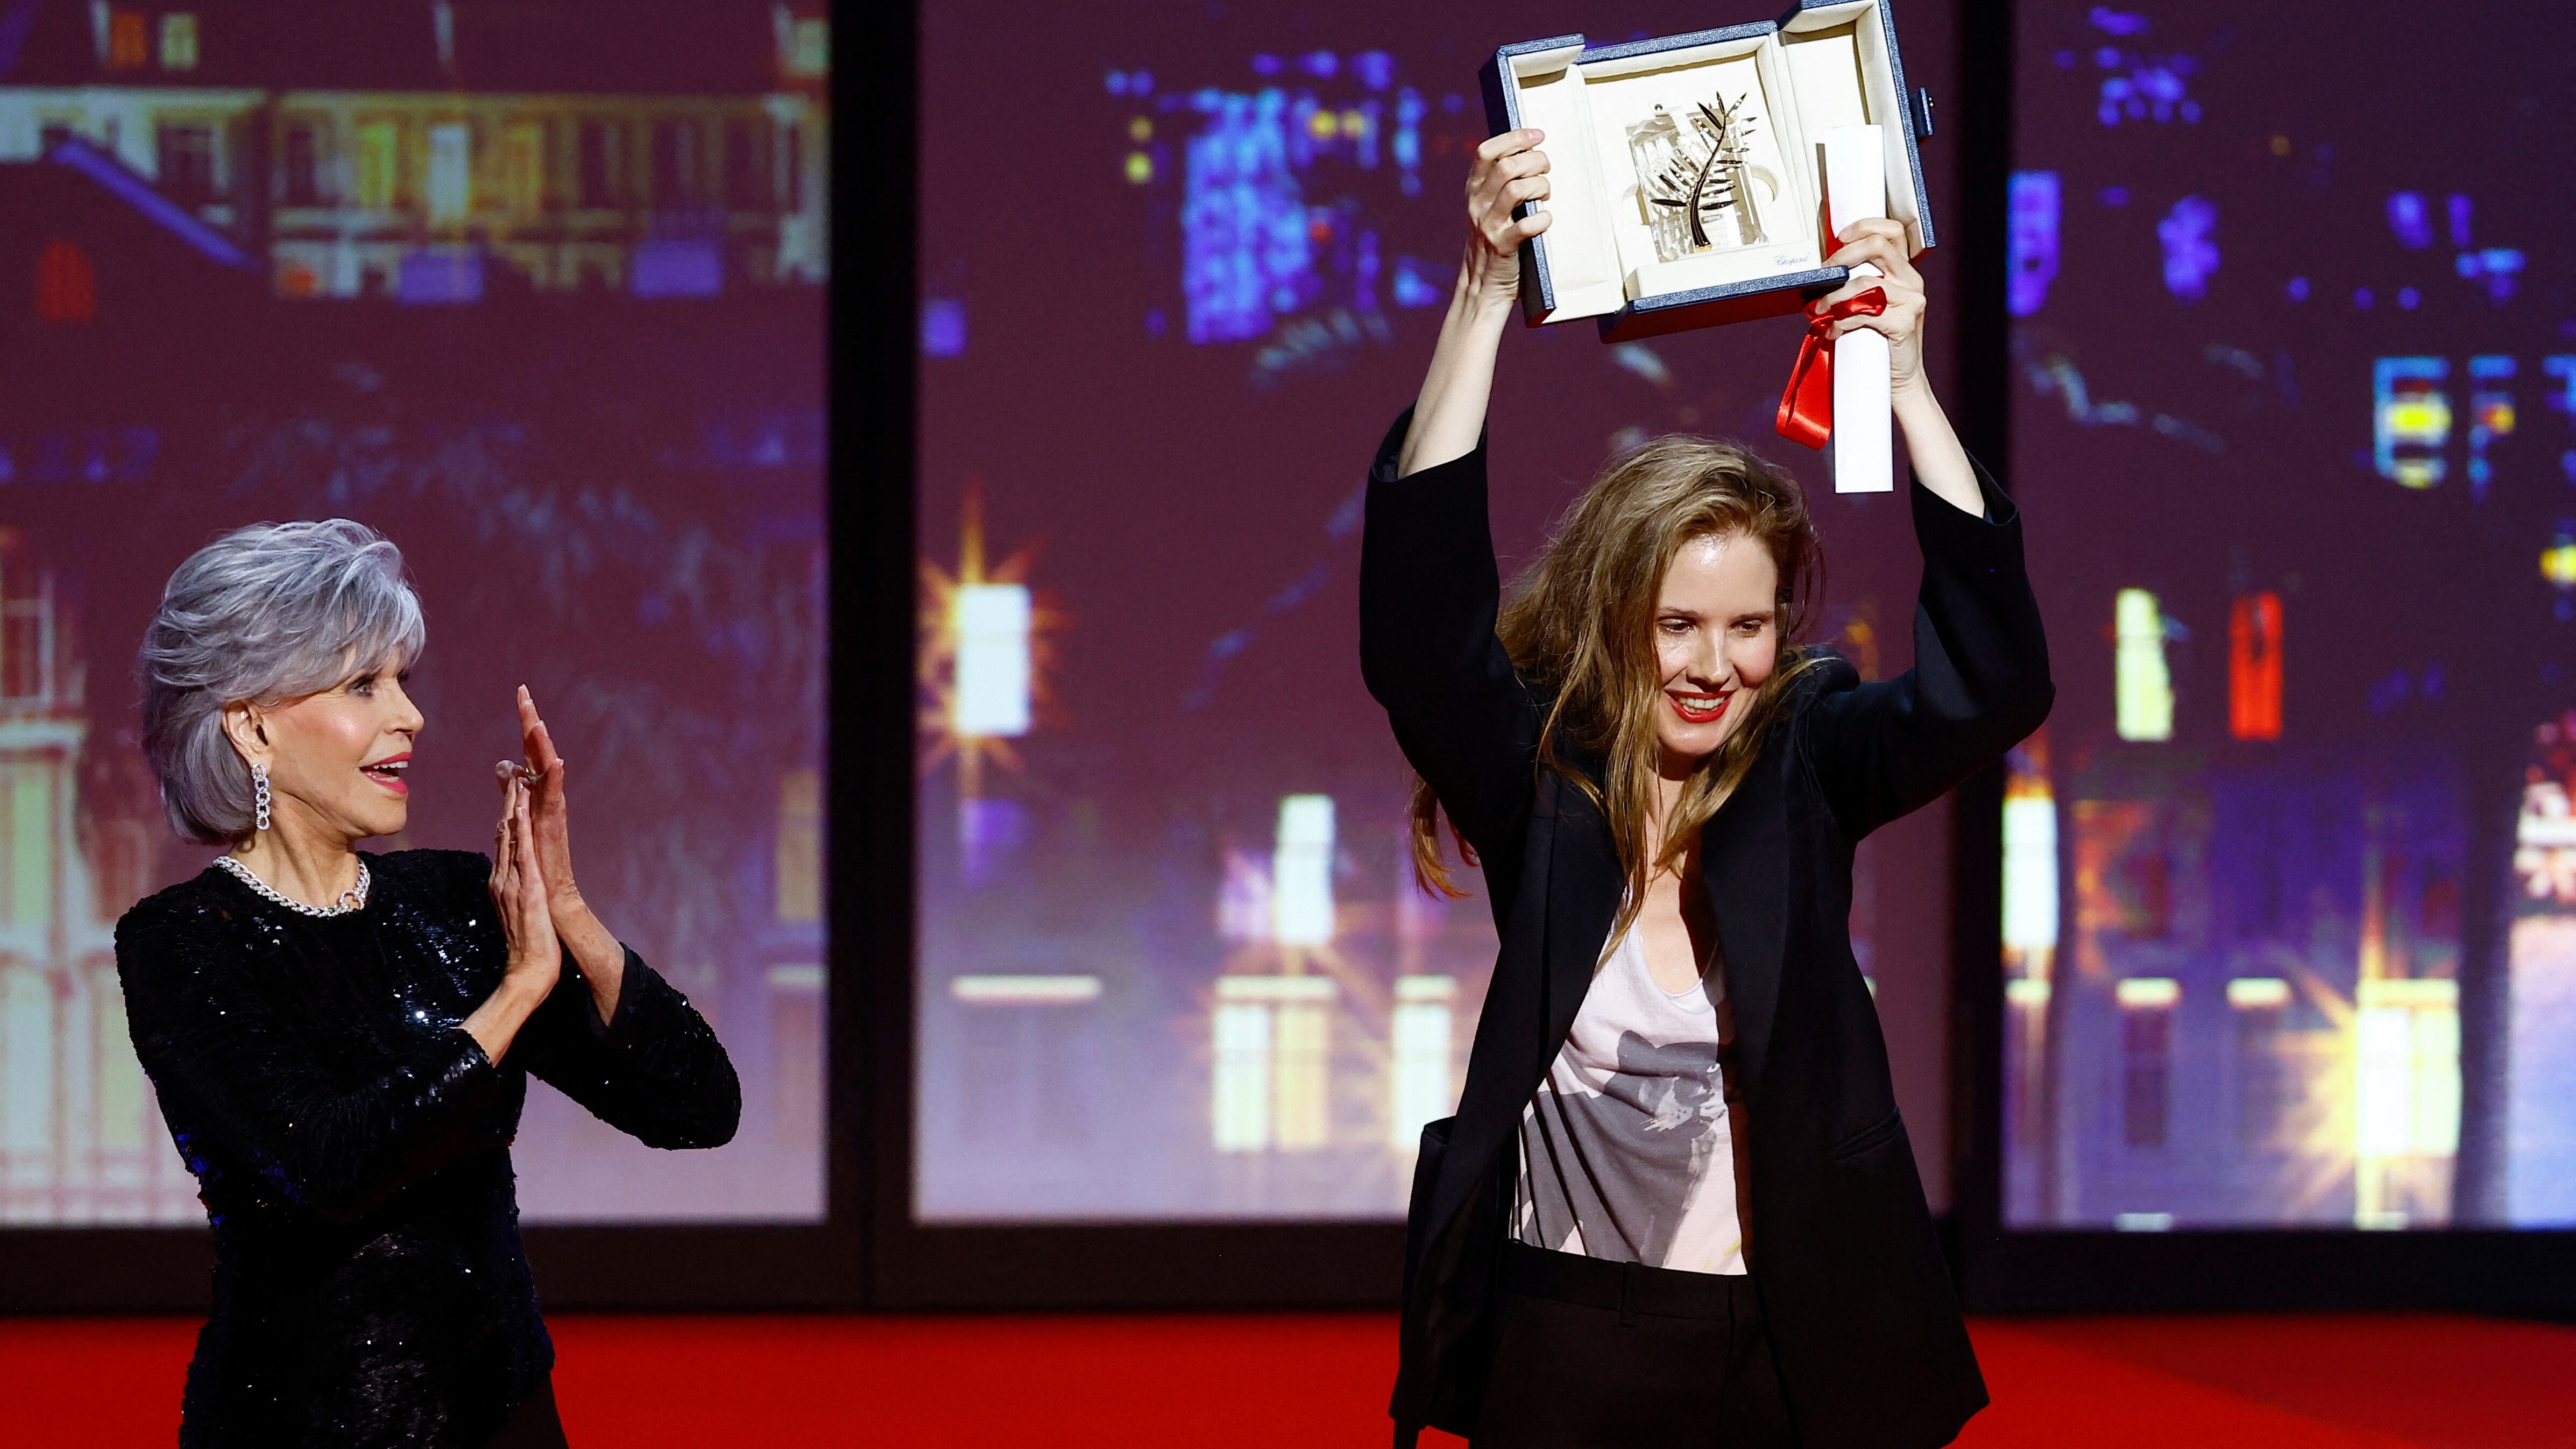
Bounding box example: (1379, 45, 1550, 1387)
(252, 761, 272, 832)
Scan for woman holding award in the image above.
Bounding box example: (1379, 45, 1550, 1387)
(117, 520, 741, 1448)
(1368, 129, 2050, 1448)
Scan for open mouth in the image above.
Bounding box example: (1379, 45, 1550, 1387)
(1667, 691, 1731, 725)
(360, 753, 412, 795)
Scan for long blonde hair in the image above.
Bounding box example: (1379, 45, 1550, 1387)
(1408, 434, 1828, 946)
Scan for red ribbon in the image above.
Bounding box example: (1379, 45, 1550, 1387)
(1774, 286, 1886, 450)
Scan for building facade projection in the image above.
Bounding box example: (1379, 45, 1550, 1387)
(0, 5, 830, 301)
(0, 532, 196, 1224)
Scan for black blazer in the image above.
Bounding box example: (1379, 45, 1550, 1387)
(1360, 409, 2052, 1449)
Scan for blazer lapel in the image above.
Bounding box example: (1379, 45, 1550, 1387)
(1700, 738, 1791, 1092)
(1541, 769, 1624, 1059)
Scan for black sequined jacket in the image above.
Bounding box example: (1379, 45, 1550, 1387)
(116, 849, 741, 1449)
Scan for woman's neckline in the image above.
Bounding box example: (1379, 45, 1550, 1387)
(210, 851, 376, 917)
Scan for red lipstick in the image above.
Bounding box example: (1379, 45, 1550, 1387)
(360, 751, 412, 796)
(1668, 691, 1730, 725)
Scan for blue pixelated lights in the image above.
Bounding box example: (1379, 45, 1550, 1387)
(921, 297, 967, 358)
(1162, 68, 1427, 350)
(2008, 171, 2061, 317)
(2156, 196, 2218, 302)
(1181, 90, 1313, 344)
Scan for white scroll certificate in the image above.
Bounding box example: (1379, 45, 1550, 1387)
(1821, 124, 1892, 494)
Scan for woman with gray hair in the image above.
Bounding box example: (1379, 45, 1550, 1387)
(116, 519, 741, 1449)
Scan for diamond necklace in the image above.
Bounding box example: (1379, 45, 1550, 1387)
(214, 854, 371, 916)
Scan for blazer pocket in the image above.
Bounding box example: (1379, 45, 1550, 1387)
(1828, 1109, 1903, 1162)
(1408, 1118, 1454, 1217)
(1402, 1116, 1457, 1301)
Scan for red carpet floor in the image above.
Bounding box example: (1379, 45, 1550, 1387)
(6, 1312, 2571, 1446)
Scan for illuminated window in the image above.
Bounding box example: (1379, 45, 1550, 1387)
(281, 123, 323, 206)
(2001, 735, 2055, 1155)
(769, 963, 824, 1144)
(34, 239, 95, 324)
(577, 119, 621, 207)
(107, 10, 147, 68)
(950, 583, 1032, 737)
(1212, 975, 1335, 1152)
(155, 123, 215, 205)
(1389, 976, 1455, 1150)
(355, 121, 400, 209)
(724, 118, 770, 209)
(2373, 357, 2450, 488)
(501, 122, 544, 215)
(2117, 977, 2178, 1148)
(2114, 588, 2174, 742)
(2004, 977, 2049, 1147)
(0, 544, 57, 705)
(2002, 779, 2058, 952)
(1271, 794, 1335, 946)
(785, 16, 830, 78)
(2228, 977, 2290, 1149)
(651, 119, 702, 207)
(1212, 999, 1271, 1150)
(1216, 848, 1271, 942)
(2355, 978, 2460, 1162)
(427, 122, 471, 223)
(2228, 591, 2282, 741)
(2466, 356, 2516, 494)
(1273, 999, 1330, 1148)
(158, 12, 197, 70)
(774, 768, 820, 923)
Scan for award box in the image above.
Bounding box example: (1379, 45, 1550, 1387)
(1480, 0, 1935, 342)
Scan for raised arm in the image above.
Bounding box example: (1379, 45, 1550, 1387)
(1399, 128, 1552, 477)
(435, 849, 740, 1152)
(1800, 462, 2052, 840)
(517, 945, 741, 1150)
(1808, 218, 1984, 519)
(1797, 221, 2054, 837)
(1363, 129, 1559, 860)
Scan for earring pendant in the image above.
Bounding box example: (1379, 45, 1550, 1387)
(252, 762, 272, 832)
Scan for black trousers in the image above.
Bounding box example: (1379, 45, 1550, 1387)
(1470, 1241, 1797, 1449)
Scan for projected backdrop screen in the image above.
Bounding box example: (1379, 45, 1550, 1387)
(2001, 0, 2575, 1229)
(917, 1, 1966, 1220)
(0, 2, 827, 1224)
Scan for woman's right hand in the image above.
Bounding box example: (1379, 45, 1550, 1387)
(463, 776, 559, 1065)
(1461, 128, 1553, 309)
(1402, 130, 1556, 476)
(488, 776, 559, 996)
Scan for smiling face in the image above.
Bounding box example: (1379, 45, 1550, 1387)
(1650, 530, 1781, 776)
(232, 659, 424, 845)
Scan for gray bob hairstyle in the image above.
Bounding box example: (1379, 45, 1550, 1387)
(139, 520, 426, 844)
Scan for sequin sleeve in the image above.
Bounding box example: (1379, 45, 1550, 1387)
(115, 902, 516, 1225)
(520, 946, 743, 1150)
(433, 853, 742, 1150)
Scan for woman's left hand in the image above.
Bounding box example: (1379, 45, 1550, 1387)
(512, 687, 626, 1016)
(1813, 218, 1929, 398)
(1817, 219, 1981, 514)
(515, 686, 587, 921)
